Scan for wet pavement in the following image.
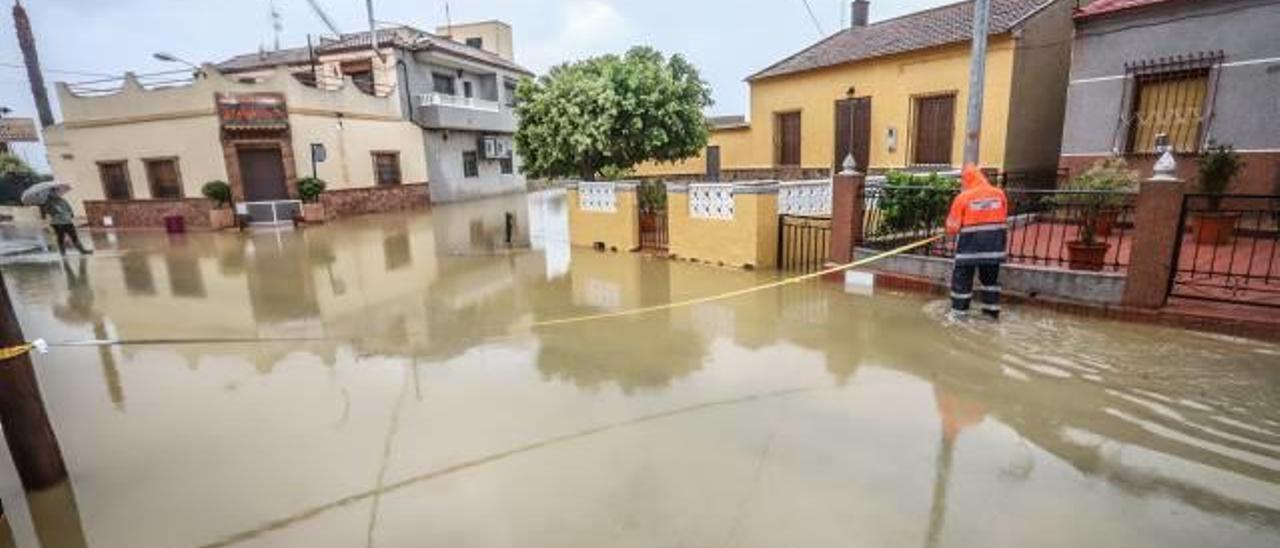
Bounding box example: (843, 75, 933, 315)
(0, 190, 1277, 548)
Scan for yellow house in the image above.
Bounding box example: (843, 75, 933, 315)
(636, 0, 1079, 181)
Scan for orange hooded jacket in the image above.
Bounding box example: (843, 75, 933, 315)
(945, 165, 1008, 236)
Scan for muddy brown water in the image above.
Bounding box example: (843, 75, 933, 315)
(0, 190, 1277, 548)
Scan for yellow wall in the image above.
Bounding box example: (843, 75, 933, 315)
(635, 37, 1016, 176)
(288, 112, 427, 190)
(566, 187, 640, 252)
(668, 187, 778, 269)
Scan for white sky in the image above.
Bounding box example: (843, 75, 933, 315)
(1, 0, 959, 171)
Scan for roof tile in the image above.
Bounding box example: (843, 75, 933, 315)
(1075, 0, 1176, 19)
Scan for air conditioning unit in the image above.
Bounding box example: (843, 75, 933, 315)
(480, 136, 512, 159)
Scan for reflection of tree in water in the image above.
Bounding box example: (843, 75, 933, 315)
(535, 314, 705, 393)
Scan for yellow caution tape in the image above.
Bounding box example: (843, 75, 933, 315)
(531, 235, 943, 328)
(0, 339, 48, 360)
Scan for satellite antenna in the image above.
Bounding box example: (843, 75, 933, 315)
(270, 0, 283, 50)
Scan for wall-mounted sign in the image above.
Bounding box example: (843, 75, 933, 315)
(310, 143, 327, 163)
(0, 118, 39, 142)
(216, 93, 288, 130)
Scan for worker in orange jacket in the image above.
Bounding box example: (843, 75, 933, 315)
(945, 165, 1008, 319)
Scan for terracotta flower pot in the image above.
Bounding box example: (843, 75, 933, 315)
(1092, 209, 1120, 239)
(1066, 240, 1110, 271)
(1191, 212, 1240, 246)
(302, 202, 327, 223)
(208, 207, 235, 230)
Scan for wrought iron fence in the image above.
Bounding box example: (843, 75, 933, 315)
(778, 215, 831, 272)
(859, 186, 1136, 271)
(639, 208, 668, 251)
(1169, 194, 1280, 308)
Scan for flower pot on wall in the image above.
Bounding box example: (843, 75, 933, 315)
(209, 207, 235, 230)
(1066, 240, 1110, 272)
(1190, 212, 1240, 246)
(302, 202, 327, 223)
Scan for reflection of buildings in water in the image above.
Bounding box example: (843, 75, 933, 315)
(527, 189, 570, 279)
(431, 192, 533, 255)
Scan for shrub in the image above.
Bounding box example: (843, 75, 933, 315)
(1197, 143, 1243, 211)
(876, 171, 959, 234)
(1054, 157, 1138, 245)
(298, 176, 327, 203)
(0, 154, 41, 206)
(201, 180, 232, 208)
(637, 180, 666, 213)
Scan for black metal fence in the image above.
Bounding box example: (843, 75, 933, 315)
(859, 185, 1136, 271)
(1169, 194, 1280, 308)
(778, 215, 831, 272)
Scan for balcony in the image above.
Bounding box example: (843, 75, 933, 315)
(415, 92, 516, 133)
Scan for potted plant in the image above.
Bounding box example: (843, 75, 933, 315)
(298, 176, 327, 223)
(1055, 158, 1138, 271)
(201, 180, 235, 229)
(1192, 144, 1244, 245)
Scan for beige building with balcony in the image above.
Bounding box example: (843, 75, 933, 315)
(45, 22, 532, 228)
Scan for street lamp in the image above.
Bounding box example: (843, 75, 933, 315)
(842, 86, 858, 174)
(153, 52, 204, 78)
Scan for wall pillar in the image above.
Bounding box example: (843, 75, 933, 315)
(828, 171, 866, 264)
(1123, 165, 1186, 308)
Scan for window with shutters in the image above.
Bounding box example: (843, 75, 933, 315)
(911, 94, 956, 166)
(775, 111, 802, 166)
(463, 150, 479, 178)
(98, 161, 132, 200)
(433, 73, 457, 95)
(1126, 69, 1210, 154)
(372, 151, 402, 185)
(144, 158, 183, 199)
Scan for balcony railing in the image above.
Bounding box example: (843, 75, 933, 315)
(417, 92, 502, 112)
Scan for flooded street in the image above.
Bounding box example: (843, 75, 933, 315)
(0, 190, 1277, 548)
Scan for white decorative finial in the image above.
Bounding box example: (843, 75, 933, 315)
(1150, 133, 1178, 181)
(841, 153, 858, 175)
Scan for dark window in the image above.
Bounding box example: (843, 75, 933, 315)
(98, 161, 132, 200)
(503, 81, 518, 107)
(912, 94, 956, 165)
(144, 158, 183, 199)
(372, 152, 402, 185)
(463, 81, 473, 99)
(499, 157, 514, 175)
(465, 37, 483, 49)
(463, 151, 479, 178)
(432, 73, 456, 95)
(341, 59, 375, 95)
(1127, 69, 1210, 154)
(775, 111, 801, 166)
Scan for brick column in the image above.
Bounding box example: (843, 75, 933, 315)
(828, 171, 866, 264)
(1122, 171, 1186, 308)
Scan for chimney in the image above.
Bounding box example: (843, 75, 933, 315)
(851, 0, 870, 28)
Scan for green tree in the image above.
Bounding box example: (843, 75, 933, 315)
(514, 46, 712, 181)
(0, 154, 41, 205)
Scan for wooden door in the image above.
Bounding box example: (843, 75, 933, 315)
(705, 145, 721, 181)
(238, 147, 289, 202)
(776, 112, 802, 166)
(834, 97, 871, 172)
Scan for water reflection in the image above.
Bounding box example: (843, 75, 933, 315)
(0, 190, 1275, 547)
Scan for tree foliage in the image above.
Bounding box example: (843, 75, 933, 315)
(0, 154, 40, 206)
(514, 47, 713, 180)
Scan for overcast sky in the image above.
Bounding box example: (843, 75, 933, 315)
(1, 0, 958, 171)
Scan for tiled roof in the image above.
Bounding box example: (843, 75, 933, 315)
(749, 0, 1052, 81)
(217, 26, 532, 76)
(1075, 0, 1176, 19)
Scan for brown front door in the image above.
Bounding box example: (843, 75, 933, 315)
(834, 97, 871, 172)
(238, 147, 289, 202)
(775, 111, 802, 166)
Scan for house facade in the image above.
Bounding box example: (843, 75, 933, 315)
(635, 0, 1079, 183)
(1059, 0, 1280, 193)
(45, 22, 533, 228)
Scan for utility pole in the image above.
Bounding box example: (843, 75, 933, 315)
(12, 0, 54, 128)
(0, 272, 67, 492)
(962, 0, 991, 166)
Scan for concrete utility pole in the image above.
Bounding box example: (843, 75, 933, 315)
(0, 272, 68, 492)
(962, 0, 991, 166)
(12, 0, 54, 128)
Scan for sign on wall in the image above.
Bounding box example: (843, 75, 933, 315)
(216, 93, 289, 130)
(0, 118, 39, 142)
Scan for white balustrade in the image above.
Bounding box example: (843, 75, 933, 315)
(778, 179, 832, 216)
(578, 182, 618, 212)
(689, 183, 735, 220)
(417, 92, 501, 112)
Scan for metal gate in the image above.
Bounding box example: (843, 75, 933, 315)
(638, 181, 668, 251)
(778, 214, 831, 272)
(1168, 193, 1280, 307)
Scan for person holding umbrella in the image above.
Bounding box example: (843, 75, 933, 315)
(22, 181, 92, 255)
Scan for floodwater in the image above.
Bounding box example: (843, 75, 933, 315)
(0, 190, 1277, 548)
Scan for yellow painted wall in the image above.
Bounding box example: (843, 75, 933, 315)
(668, 188, 778, 269)
(635, 37, 1016, 176)
(288, 113, 428, 190)
(566, 187, 640, 251)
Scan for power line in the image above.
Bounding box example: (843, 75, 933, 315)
(799, 0, 825, 36)
(0, 62, 113, 78)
